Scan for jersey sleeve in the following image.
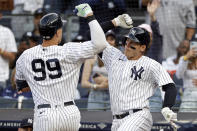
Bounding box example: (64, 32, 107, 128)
(15, 54, 25, 81)
(64, 41, 95, 62)
(102, 45, 123, 70)
(151, 61, 174, 87)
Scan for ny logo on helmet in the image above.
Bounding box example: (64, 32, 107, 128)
(131, 66, 144, 80)
(131, 29, 136, 35)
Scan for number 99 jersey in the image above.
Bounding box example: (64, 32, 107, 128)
(15, 41, 95, 106)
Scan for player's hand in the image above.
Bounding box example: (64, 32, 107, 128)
(112, 14, 133, 28)
(161, 107, 178, 130)
(75, 3, 93, 18)
(162, 107, 177, 123)
(170, 121, 180, 131)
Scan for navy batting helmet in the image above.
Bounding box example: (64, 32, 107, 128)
(124, 27, 150, 48)
(39, 13, 64, 40)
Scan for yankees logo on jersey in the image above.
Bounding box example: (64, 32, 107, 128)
(130, 66, 144, 80)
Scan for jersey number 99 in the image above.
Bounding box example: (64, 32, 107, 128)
(31, 58, 62, 81)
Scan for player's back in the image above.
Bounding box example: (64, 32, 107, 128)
(18, 45, 82, 106)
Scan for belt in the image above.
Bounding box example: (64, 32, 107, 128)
(113, 109, 142, 119)
(37, 101, 74, 109)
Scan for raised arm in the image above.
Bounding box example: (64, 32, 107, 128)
(86, 14, 133, 39)
(146, 0, 163, 63)
(75, 3, 107, 54)
(81, 58, 108, 90)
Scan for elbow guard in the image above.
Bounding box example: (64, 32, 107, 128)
(16, 79, 29, 91)
(162, 83, 177, 108)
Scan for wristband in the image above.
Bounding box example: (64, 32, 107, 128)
(86, 15, 96, 23)
(0, 49, 4, 55)
(183, 56, 188, 61)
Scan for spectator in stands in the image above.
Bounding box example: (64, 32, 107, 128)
(162, 40, 190, 79)
(10, 32, 38, 69)
(30, 8, 46, 44)
(143, 0, 196, 59)
(81, 30, 117, 110)
(176, 42, 197, 112)
(77, 0, 126, 39)
(0, 12, 17, 96)
(11, 0, 44, 40)
(105, 30, 117, 48)
(82, 56, 109, 110)
(2, 32, 35, 98)
(162, 40, 190, 108)
(144, 0, 162, 64)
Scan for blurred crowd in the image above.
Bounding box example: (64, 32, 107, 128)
(0, 0, 197, 119)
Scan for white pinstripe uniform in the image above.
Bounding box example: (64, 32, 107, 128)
(15, 41, 96, 131)
(102, 45, 174, 131)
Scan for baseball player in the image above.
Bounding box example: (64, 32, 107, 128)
(15, 3, 108, 131)
(100, 27, 178, 131)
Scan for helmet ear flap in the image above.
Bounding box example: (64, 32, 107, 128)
(39, 25, 57, 40)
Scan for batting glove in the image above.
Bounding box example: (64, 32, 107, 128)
(113, 14, 133, 28)
(75, 3, 93, 18)
(161, 107, 177, 123)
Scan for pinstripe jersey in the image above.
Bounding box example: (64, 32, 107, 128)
(102, 45, 174, 115)
(15, 41, 95, 106)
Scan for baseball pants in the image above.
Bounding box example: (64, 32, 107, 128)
(33, 104, 81, 131)
(111, 108, 153, 131)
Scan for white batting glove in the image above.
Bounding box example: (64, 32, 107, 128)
(161, 107, 177, 123)
(75, 3, 93, 18)
(113, 14, 133, 28)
